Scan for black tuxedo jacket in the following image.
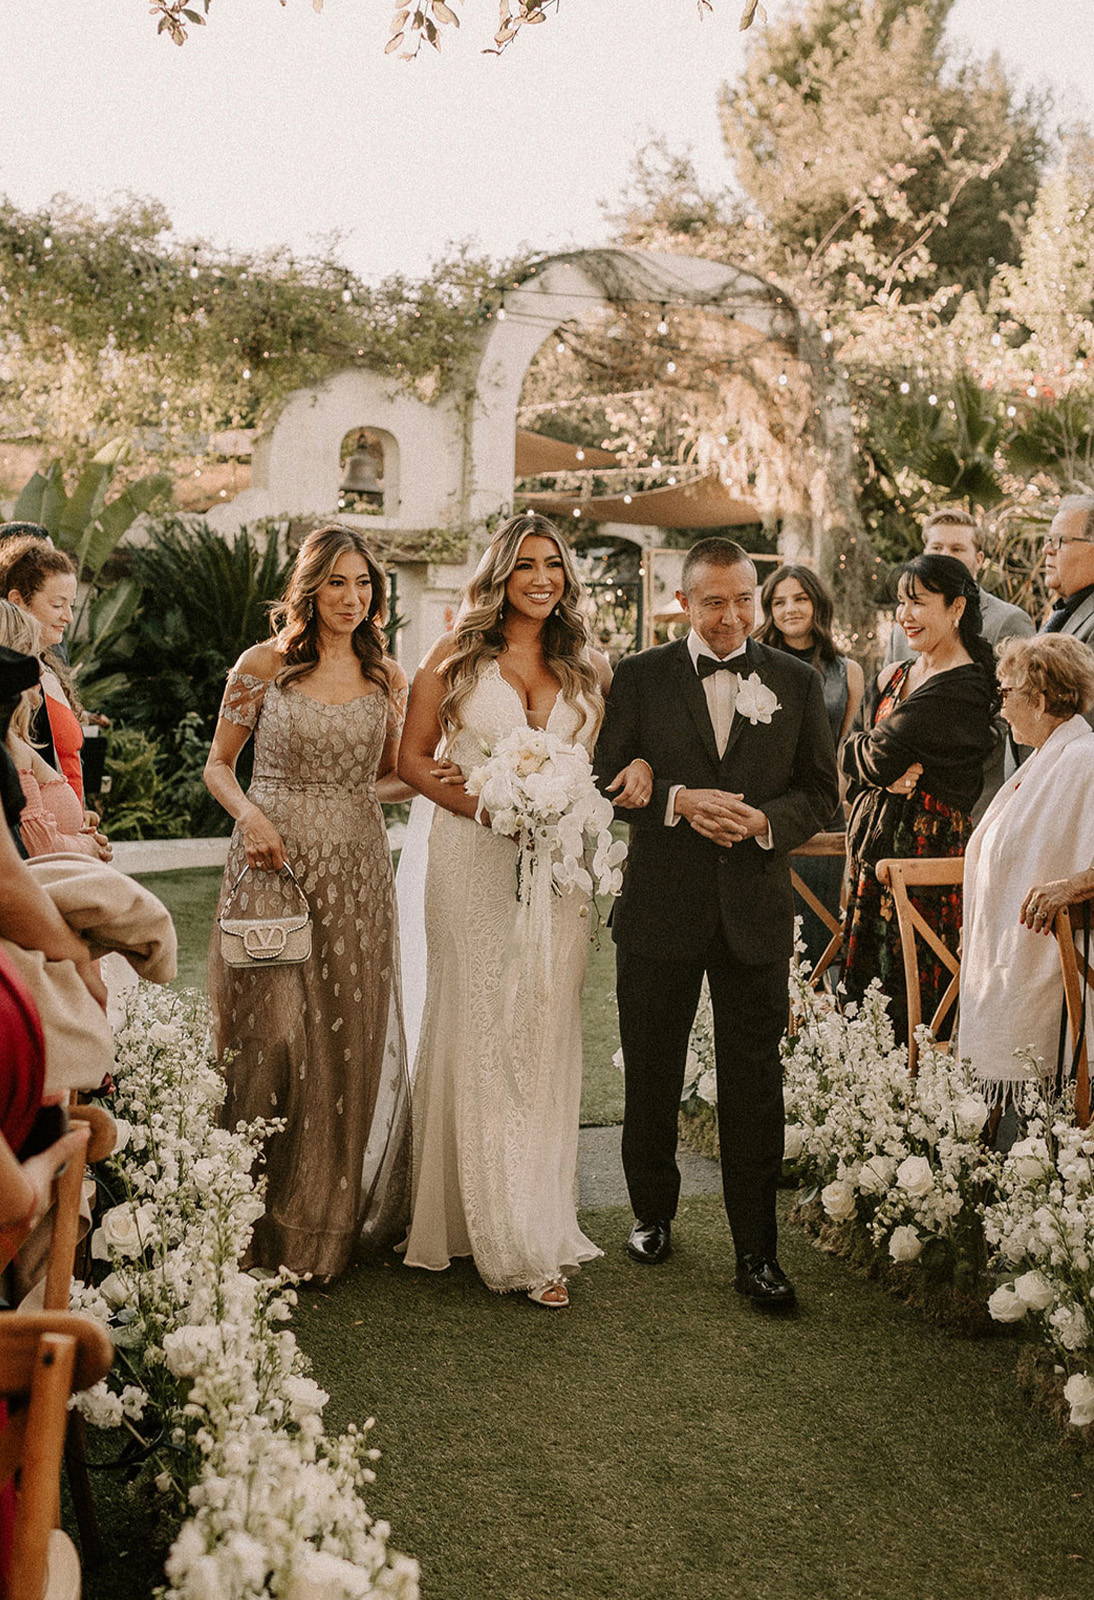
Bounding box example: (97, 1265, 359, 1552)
(594, 636, 839, 965)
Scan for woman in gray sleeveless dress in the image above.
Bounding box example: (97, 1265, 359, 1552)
(204, 526, 411, 1282)
(756, 565, 864, 971)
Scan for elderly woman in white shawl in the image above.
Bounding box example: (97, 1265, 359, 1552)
(959, 634, 1094, 1102)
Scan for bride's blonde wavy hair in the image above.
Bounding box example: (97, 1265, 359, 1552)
(269, 524, 391, 698)
(438, 514, 600, 736)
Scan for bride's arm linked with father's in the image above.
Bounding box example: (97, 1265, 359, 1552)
(593, 537, 839, 1311)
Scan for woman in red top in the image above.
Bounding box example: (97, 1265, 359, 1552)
(1, 542, 85, 804)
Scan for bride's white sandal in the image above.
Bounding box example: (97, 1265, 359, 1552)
(527, 1279, 569, 1309)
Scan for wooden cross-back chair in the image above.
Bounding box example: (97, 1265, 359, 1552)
(1053, 903, 1093, 1128)
(0, 1312, 113, 1600)
(876, 856, 965, 1075)
(789, 831, 847, 988)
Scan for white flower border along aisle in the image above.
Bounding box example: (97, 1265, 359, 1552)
(674, 962, 1094, 1434)
(70, 983, 420, 1600)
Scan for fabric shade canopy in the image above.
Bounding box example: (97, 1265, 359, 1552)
(520, 470, 761, 529)
(514, 430, 619, 474)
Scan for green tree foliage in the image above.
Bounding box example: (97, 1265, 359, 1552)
(98, 517, 291, 733)
(0, 194, 522, 467)
(719, 0, 1046, 301)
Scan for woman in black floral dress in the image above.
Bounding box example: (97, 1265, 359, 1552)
(841, 554, 997, 1043)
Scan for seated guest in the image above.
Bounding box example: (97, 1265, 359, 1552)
(0, 604, 110, 860)
(959, 635, 1094, 1101)
(756, 563, 863, 971)
(1020, 867, 1094, 932)
(842, 554, 997, 1043)
(1, 540, 85, 803)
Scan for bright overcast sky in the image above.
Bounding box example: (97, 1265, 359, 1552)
(2, 0, 1091, 283)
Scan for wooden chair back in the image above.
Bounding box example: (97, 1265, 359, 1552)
(0, 1313, 112, 1599)
(789, 831, 847, 988)
(876, 856, 965, 1074)
(1053, 903, 1093, 1127)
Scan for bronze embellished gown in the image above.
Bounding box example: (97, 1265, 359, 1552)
(209, 671, 411, 1278)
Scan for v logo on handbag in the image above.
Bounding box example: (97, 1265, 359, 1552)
(218, 864, 313, 970)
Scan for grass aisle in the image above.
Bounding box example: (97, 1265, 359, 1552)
(296, 1196, 1091, 1600)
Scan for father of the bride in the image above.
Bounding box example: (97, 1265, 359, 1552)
(595, 538, 839, 1308)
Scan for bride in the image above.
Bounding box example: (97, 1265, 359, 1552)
(397, 514, 650, 1308)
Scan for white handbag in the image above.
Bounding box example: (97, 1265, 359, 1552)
(217, 864, 312, 969)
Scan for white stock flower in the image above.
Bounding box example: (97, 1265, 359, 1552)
(1008, 1137, 1051, 1184)
(888, 1226, 923, 1263)
(858, 1154, 896, 1194)
(821, 1180, 857, 1222)
(1063, 1372, 1094, 1427)
(987, 1286, 1028, 1323)
(895, 1155, 934, 1197)
(1013, 1271, 1055, 1312)
(952, 1094, 989, 1138)
(1049, 1304, 1091, 1352)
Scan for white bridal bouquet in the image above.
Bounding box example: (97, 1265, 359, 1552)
(465, 726, 627, 903)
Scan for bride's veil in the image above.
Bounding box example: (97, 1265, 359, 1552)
(394, 789, 434, 1073)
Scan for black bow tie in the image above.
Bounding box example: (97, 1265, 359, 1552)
(696, 655, 742, 680)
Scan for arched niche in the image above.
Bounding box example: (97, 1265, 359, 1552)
(338, 426, 400, 519)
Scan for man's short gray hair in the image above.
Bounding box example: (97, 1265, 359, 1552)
(1059, 495, 1094, 540)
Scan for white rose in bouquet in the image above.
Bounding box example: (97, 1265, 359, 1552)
(1063, 1372, 1094, 1428)
(858, 1154, 896, 1194)
(895, 1154, 934, 1197)
(952, 1094, 989, 1139)
(987, 1285, 1028, 1323)
(821, 1179, 857, 1221)
(1013, 1270, 1055, 1312)
(888, 1225, 923, 1263)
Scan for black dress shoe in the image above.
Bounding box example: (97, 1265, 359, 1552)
(626, 1218, 672, 1264)
(734, 1254, 796, 1309)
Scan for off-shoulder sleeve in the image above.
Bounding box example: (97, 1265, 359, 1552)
(219, 670, 269, 730)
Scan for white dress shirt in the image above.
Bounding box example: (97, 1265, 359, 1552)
(665, 631, 771, 847)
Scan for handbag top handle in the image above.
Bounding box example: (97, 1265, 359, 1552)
(217, 863, 310, 930)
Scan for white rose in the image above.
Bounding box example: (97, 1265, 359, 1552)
(888, 1225, 923, 1263)
(1063, 1372, 1094, 1428)
(987, 1285, 1028, 1323)
(858, 1154, 896, 1194)
(953, 1094, 989, 1139)
(1008, 1137, 1050, 1184)
(895, 1154, 934, 1197)
(783, 1125, 804, 1162)
(1013, 1270, 1054, 1312)
(98, 1271, 129, 1309)
(90, 1201, 157, 1261)
(821, 1179, 857, 1221)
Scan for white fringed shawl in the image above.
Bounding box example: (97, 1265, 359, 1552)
(959, 716, 1094, 1093)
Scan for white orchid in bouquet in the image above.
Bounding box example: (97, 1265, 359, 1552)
(982, 1099, 1094, 1428)
(72, 984, 419, 1597)
(465, 726, 626, 905)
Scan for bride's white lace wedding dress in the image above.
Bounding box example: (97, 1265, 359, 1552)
(402, 661, 603, 1292)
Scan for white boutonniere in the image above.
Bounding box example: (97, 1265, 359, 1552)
(735, 672, 782, 725)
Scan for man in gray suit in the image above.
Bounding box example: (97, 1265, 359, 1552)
(886, 508, 1033, 819)
(1042, 495, 1094, 648)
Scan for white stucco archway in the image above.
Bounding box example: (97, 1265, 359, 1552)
(207, 248, 857, 664)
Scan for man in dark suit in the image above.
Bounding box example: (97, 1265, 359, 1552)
(594, 538, 839, 1308)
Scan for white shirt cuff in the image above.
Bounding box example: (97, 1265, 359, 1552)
(756, 819, 773, 850)
(665, 784, 684, 826)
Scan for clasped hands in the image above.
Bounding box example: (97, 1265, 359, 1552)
(674, 787, 768, 846)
